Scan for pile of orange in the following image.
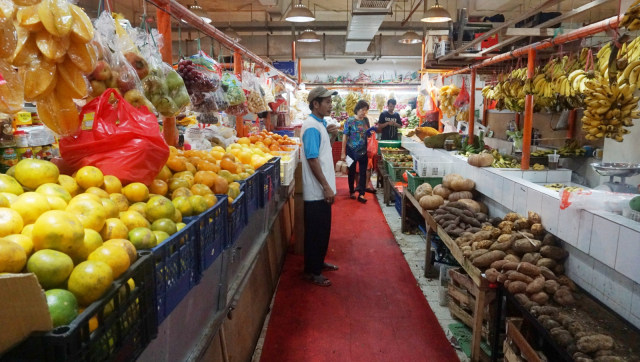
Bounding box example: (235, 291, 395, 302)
(241, 130, 299, 154)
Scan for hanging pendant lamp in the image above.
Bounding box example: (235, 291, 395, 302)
(421, 0, 451, 23)
(285, 0, 315, 22)
(297, 29, 320, 43)
(188, 0, 211, 23)
(398, 31, 422, 44)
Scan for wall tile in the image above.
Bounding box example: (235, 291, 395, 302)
(615, 227, 640, 285)
(576, 211, 594, 253)
(591, 260, 611, 294)
(512, 184, 528, 216)
(521, 171, 547, 183)
(564, 246, 595, 290)
(589, 216, 620, 267)
(631, 283, 640, 318)
(502, 179, 515, 210)
(546, 169, 572, 183)
(557, 206, 580, 246)
(526, 189, 543, 216)
(540, 194, 560, 234)
(491, 176, 504, 205)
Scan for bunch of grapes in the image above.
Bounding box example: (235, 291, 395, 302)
(177, 59, 220, 93)
(197, 112, 218, 124)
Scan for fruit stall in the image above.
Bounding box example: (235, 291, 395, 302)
(0, 1, 302, 360)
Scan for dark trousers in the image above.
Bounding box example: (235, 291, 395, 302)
(347, 149, 368, 196)
(304, 200, 332, 275)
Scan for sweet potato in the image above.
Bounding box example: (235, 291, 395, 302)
(536, 258, 557, 270)
(594, 356, 624, 362)
(553, 287, 575, 306)
(513, 238, 542, 254)
(526, 276, 546, 294)
(490, 259, 510, 270)
(542, 233, 556, 246)
(507, 281, 527, 294)
(514, 293, 530, 305)
(554, 264, 565, 275)
(485, 268, 500, 283)
(504, 254, 520, 263)
(551, 328, 574, 347)
(497, 272, 509, 283)
(490, 239, 512, 251)
(517, 262, 541, 277)
(542, 318, 561, 330)
(522, 252, 542, 264)
(472, 250, 506, 268)
(539, 266, 557, 280)
(469, 249, 490, 260)
(530, 305, 560, 317)
(507, 271, 534, 284)
(472, 230, 493, 242)
(502, 262, 520, 271)
(544, 279, 560, 294)
(576, 334, 614, 354)
(530, 291, 549, 305)
(540, 245, 569, 260)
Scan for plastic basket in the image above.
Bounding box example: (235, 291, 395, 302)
(280, 157, 296, 186)
(269, 157, 281, 187)
(407, 172, 443, 195)
(152, 218, 199, 324)
(394, 189, 402, 216)
(228, 190, 247, 246)
(412, 154, 452, 177)
(259, 163, 275, 207)
(185, 195, 228, 273)
(387, 162, 411, 182)
(377, 140, 402, 154)
(3, 252, 157, 362)
(239, 171, 261, 216)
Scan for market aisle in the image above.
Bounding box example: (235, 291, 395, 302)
(260, 178, 458, 362)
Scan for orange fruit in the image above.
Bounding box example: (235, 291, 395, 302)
(27, 249, 74, 289)
(4, 234, 34, 256)
(122, 182, 149, 203)
(153, 230, 170, 245)
(14, 159, 59, 190)
(172, 207, 182, 223)
(149, 179, 168, 196)
(151, 218, 177, 235)
(172, 187, 193, 199)
(45, 195, 67, 210)
(84, 186, 109, 199)
(102, 175, 122, 194)
(69, 228, 103, 264)
(109, 193, 129, 212)
(194, 171, 217, 188)
(220, 159, 238, 173)
(155, 165, 172, 182)
(185, 162, 197, 174)
(0, 239, 27, 273)
(191, 183, 213, 196)
(203, 194, 218, 208)
(21, 224, 34, 238)
(127, 228, 156, 250)
(100, 218, 129, 240)
(66, 197, 107, 232)
(103, 239, 137, 264)
(0, 174, 24, 195)
(45, 289, 78, 327)
(168, 178, 191, 192)
(128, 202, 147, 217)
(210, 150, 224, 161)
(189, 195, 209, 215)
(75, 166, 104, 189)
(100, 198, 119, 218)
(166, 156, 188, 172)
(172, 196, 193, 217)
(11, 191, 52, 224)
(145, 195, 175, 222)
(36, 183, 71, 202)
(67, 260, 113, 306)
(32, 210, 85, 255)
(0, 207, 24, 237)
(238, 150, 252, 165)
(212, 177, 229, 195)
(119, 210, 150, 230)
(58, 175, 80, 197)
(88, 244, 130, 279)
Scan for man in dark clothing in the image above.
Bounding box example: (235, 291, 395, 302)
(377, 99, 403, 140)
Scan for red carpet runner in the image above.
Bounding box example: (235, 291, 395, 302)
(260, 178, 458, 362)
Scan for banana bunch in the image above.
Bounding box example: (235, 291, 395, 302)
(621, 0, 640, 30)
(530, 149, 553, 157)
(582, 77, 639, 141)
(596, 43, 613, 79)
(438, 84, 460, 117)
(532, 163, 546, 171)
(490, 149, 521, 169)
(616, 37, 640, 88)
(558, 139, 587, 156)
(568, 69, 597, 94)
(345, 92, 359, 116)
(554, 75, 575, 98)
(533, 73, 554, 98)
(510, 67, 528, 81)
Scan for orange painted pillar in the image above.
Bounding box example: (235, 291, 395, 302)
(421, 38, 426, 69)
(297, 58, 302, 84)
(233, 50, 246, 137)
(521, 48, 535, 170)
(567, 109, 576, 139)
(292, 41, 296, 61)
(467, 69, 476, 145)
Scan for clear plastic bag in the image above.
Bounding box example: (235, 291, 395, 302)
(226, 103, 248, 116)
(559, 188, 636, 213)
(0, 59, 24, 114)
(178, 53, 221, 94)
(142, 62, 190, 117)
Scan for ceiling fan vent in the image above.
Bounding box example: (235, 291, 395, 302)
(356, 0, 393, 10)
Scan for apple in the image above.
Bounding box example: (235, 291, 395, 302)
(124, 89, 147, 108)
(90, 80, 107, 97)
(106, 70, 119, 89)
(142, 75, 168, 97)
(90, 61, 112, 81)
(124, 52, 149, 80)
(117, 71, 137, 93)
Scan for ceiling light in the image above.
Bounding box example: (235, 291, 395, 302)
(285, 0, 315, 22)
(297, 29, 320, 43)
(225, 27, 241, 42)
(398, 31, 422, 44)
(421, 0, 451, 23)
(188, 2, 211, 23)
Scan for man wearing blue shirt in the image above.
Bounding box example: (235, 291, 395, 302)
(300, 86, 339, 287)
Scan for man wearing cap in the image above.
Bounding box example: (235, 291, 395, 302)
(300, 86, 340, 287)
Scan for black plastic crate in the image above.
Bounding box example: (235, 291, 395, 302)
(186, 195, 228, 273)
(151, 218, 199, 324)
(259, 163, 274, 207)
(228, 190, 247, 247)
(239, 171, 261, 216)
(265, 157, 281, 191)
(2, 252, 157, 362)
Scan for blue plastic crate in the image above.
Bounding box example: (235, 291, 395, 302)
(228, 190, 247, 246)
(151, 218, 199, 324)
(2, 252, 157, 362)
(184, 195, 228, 274)
(273, 129, 294, 137)
(259, 163, 274, 207)
(239, 171, 261, 216)
(394, 189, 402, 216)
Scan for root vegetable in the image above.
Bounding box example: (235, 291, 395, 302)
(539, 266, 557, 280)
(504, 254, 521, 263)
(542, 319, 561, 330)
(551, 328, 574, 347)
(530, 305, 559, 317)
(448, 191, 474, 202)
(536, 258, 557, 269)
(472, 250, 506, 268)
(530, 291, 550, 305)
(498, 234, 516, 243)
(540, 245, 569, 260)
(469, 249, 490, 260)
(490, 260, 510, 270)
(542, 233, 556, 246)
(507, 281, 528, 294)
(472, 240, 494, 250)
(531, 223, 545, 238)
(544, 280, 560, 294)
(517, 262, 541, 277)
(507, 271, 534, 284)
(514, 293, 530, 305)
(458, 199, 484, 213)
(513, 238, 542, 254)
(485, 268, 500, 283)
(576, 335, 614, 354)
(528, 211, 542, 224)
(513, 218, 530, 230)
(472, 230, 493, 242)
(522, 252, 542, 264)
(557, 276, 576, 290)
(554, 264, 565, 275)
(526, 276, 545, 294)
(505, 212, 521, 222)
(432, 184, 452, 199)
(553, 287, 575, 306)
(490, 240, 512, 251)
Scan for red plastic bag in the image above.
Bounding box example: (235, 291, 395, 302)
(59, 89, 170, 185)
(367, 132, 378, 159)
(454, 77, 470, 108)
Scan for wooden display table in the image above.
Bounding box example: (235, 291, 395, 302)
(401, 189, 498, 362)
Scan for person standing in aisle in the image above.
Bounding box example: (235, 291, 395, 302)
(341, 100, 374, 203)
(301, 86, 340, 287)
(376, 99, 403, 140)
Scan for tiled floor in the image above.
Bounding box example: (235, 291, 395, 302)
(252, 189, 469, 362)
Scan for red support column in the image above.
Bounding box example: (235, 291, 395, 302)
(521, 48, 535, 170)
(297, 58, 302, 84)
(567, 109, 576, 139)
(467, 69, 476, 145)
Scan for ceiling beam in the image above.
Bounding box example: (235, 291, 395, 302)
(505, 28, 557, 36)
(437, 0, 561, 62)
(478, 0, 611, 55)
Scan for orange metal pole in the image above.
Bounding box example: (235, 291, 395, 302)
(468, 70, 476, 145)
(233, 51, 246, 137)
(292, 41, 296, 61)
(567, 109, 576, 139)
(521, 48, 535, 170)
(421, 38, 426, 69)
(297, 58, 302, 84)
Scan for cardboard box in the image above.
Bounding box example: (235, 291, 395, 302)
(0, 273, 52, 354)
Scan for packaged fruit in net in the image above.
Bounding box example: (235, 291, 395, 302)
(221, 73, 246, 106)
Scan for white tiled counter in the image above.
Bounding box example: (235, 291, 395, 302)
(401, 136, 640, 329)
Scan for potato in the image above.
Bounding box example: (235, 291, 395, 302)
(498, 220, 514, 230)
(531, 223, 545, 238)
(490, 240, 512, 251)
(513, 238, 542, 254)
(522, 252, 542, 264)
(553, 287, 575, 306)
(557, 276, 577, 290)
(576, 334, 614, 354)
(551, 328, 574, 347)
(539, 266, 557, 280)
(508, 271, 534, 284)
(501, 261, 520, 271)
(517, 262, 541, 277)
(526, 276, 545, 294)
(542, 318, 561, 330)
(540, 245, 569, 260)
(504, 212, 521, 222)
(472, 250, 506, 268)
(469, 249, 490, 260)
(536, 258, 557, 269)
(507, 281, 527, 294)
(472, 230, 493, 242)
(485, 268, 500, 283)
(514, 293, 530, 305)
(542, 233, 556, 246)
(490, 259, 510, 270)
(504, 254, 521, 263)
(544, 279, 560, 294)
(530, 291, 549, 305)
(513, 218, 530, 230)
(528, 211, 542, 224)
(472, 239, 494, 250)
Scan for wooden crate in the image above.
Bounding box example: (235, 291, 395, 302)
(448, 268, 498, 346)
(503, 318, 543, 362)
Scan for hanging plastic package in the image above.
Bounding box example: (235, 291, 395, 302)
(0, 59, 24, 115)
(59, 88, 169, 185)
(221, 72, 246, 106)
(454, 77, 470, 109)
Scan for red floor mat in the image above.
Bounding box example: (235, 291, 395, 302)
(260, 178, 458, 362)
